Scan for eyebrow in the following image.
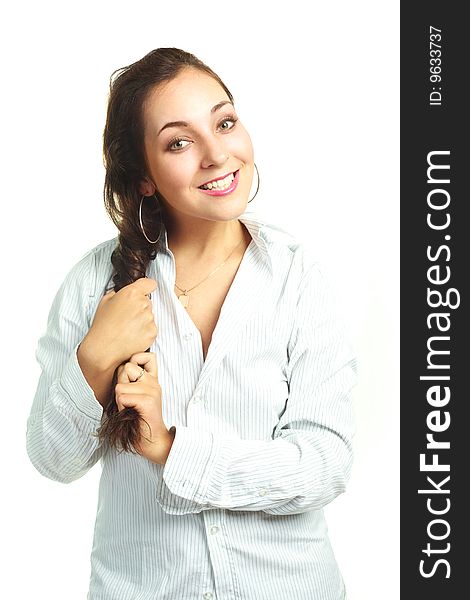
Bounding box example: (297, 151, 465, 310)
(157, 100, 234, 136)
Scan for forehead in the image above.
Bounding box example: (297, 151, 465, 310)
(143, 68, 229, 125)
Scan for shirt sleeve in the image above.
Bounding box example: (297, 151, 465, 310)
(26, 249, 106, 484)
(152, 260, 358, 515)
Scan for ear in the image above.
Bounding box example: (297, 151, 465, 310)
(139, 177, 157, 196)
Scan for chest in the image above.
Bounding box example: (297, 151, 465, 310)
(166, 225, 255, 362)
(172, 248, 249, 361)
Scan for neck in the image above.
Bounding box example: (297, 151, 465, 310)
(163, 212, 249, 264)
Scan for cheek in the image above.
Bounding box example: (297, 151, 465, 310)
(230, 126, 254, 161)
(154, 159, 194, 192)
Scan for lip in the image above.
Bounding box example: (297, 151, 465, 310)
(197, 169, 239, 196)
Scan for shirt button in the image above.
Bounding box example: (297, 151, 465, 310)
(258, 488, 268, 496)
(203, 593, 213, 600)
(183, 332, 193, 341)
(209, 525, 219, 535)
(192, 394, 202, 403)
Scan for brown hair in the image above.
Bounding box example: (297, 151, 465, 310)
(94, 48, 234, 453)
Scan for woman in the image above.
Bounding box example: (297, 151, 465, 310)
(26, 47, 357, 600)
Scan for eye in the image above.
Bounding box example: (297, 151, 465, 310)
(218, 115, 238, 131)
(167, 138, 191, 151)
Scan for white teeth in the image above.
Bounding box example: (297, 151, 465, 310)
(200, 172, 235, 190)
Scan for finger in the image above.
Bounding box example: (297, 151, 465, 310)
(115, 376, 147, 411)
(117, 363, 133, 384)
(128, 352, 158, 378)
(116, 381, 156, 396)
(132, 277, 158, 297)
(144, 298, 155, 313)
(116, 392, 142, 411)
(100, 290, 115, 304)
(123, 362, 151, 383)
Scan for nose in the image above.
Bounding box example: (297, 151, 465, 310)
(200, 136, 229, 169)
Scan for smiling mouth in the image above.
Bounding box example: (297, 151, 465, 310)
(197, 169, 240, 196)
(198, 170, 239, 190)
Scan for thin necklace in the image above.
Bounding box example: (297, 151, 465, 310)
(174, 237, 245, 309)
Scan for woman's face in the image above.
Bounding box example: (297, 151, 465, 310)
(140, 67, 255, 223)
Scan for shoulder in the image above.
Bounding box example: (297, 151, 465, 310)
(86, 236, 119, 275)
(64, 236, 118, 299)
(83, 236, 118, 261)
(245, 210, 320, 283)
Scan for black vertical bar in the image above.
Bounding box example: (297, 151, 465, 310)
(401, 4, 468, 598)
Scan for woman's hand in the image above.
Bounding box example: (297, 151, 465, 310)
(80, 278, 159, 372)
(115, 351, 175, 465)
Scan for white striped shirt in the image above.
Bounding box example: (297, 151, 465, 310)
(26, 210, 357, 600)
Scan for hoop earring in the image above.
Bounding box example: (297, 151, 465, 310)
(139, 194, 162, 244)
(247, 162, 260, 203)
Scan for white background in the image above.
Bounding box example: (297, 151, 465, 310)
(1, 1, 399, 598)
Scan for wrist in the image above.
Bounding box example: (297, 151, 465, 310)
(78, 335, 119, 374)
(149, 427, 176, 466)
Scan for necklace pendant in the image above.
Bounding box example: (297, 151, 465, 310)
(178, 292, 189, 309)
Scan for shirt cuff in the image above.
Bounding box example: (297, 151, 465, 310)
(161, 425, 219, 504)
(58, 342, 104, 423)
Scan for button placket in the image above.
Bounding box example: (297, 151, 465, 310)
(203, 510, 238, 599)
